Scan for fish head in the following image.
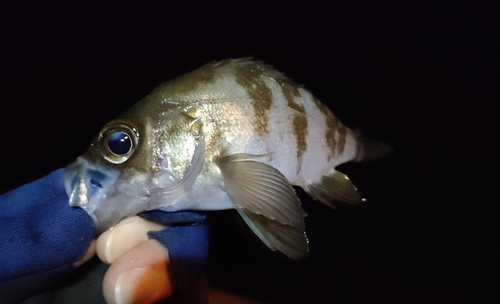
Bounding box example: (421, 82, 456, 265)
(64, 120, 148, 232)
(64, 113, 205, 233)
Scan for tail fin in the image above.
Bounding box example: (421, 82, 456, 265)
(354, 129, 393, 162)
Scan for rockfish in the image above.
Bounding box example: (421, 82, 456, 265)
(65, 58, 378, 259)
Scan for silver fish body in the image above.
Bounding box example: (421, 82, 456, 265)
(65, 59, 370, 259)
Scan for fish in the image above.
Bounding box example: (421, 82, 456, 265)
(64, 58, 385, 259)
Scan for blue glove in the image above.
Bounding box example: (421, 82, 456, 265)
(0, 169, 94, 303)
(139, 210, 210, 304)
(53, 211, 210, 304)
(0, 169, 210, 303)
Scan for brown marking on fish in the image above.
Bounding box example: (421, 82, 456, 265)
(325, 114, 348, 160)
(325, 114, 340, 161)
(281, 82, 303, 112)
(336, 120, 347, 156)
(293, 114, 308, 173)
(233, 67, 273, 136)
(325, 121, 336, 161)
(156, 63, 220, 99)
(314, 96, 339, 159)
(312, 96, 349, 160)
(119, 65, 221, 122)
(312, 96, 329, 116)
(279, 83, 309, 173)
(205, 120, 227, 159)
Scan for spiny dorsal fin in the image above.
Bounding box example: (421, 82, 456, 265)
(203, 58, 300, 88)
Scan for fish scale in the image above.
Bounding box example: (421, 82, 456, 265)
(64, 58, 381, 259)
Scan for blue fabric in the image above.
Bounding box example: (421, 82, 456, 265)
(141, 210, 210, 304)
(0, 169, 94, 303)
(0, 170, 210, 303)
(143, 211, 209, 265)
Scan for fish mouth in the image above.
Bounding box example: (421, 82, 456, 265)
(65, 159, 90, 207)
(64, 157, 120, 231)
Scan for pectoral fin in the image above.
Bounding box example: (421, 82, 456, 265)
(303, 170, 364, 208)
(216, 154, 309, 259)
(237, 209, 309, 259)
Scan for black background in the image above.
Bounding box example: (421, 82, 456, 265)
(0, 1, 497, 303)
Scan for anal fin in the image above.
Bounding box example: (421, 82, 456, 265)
(303, 170, 364, 208)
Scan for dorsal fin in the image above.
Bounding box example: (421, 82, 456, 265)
(201, 58, 300, 87)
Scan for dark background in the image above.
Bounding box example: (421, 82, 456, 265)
(0, 1, 497, 303)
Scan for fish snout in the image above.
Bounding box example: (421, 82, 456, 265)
(64, 157, 119, 219)
(64, 159, 90, 207)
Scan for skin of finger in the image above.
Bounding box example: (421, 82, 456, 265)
(102, 239, 173, 304)
(73, 239, 97, 268)
(96, 216, 165, 264)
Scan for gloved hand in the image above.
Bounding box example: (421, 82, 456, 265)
(0, 169, 209, 304)
(0, 169, 94, 303)
(97, 211, 209, 304)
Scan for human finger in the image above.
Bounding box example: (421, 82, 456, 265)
(102, 238, 173, 304)
(97, 212, 209, 303)
(96, 216, 165, 264)
(73, 239, 97, 268)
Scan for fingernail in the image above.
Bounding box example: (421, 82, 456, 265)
(114, 267, 166, 304)
(101, 220, 149, 264)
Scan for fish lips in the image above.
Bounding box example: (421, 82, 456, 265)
(64, 157, 121, 232)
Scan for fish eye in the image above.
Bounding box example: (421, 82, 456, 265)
(98, 123, 139, 164)
(108, 132, 131, 155)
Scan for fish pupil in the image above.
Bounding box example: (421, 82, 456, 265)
(108, 131, 132, 155)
